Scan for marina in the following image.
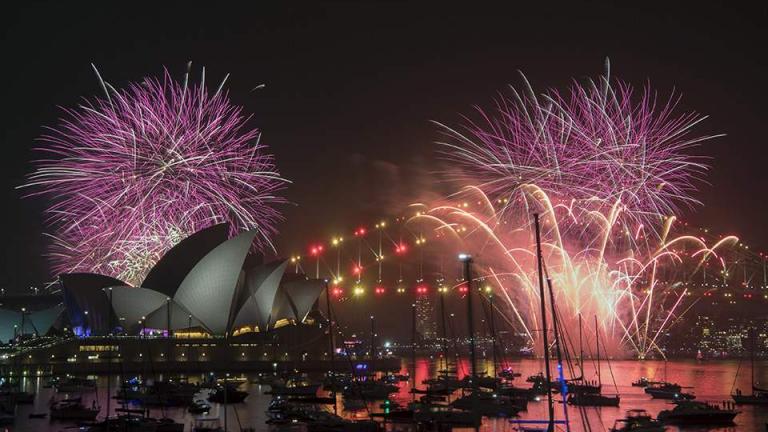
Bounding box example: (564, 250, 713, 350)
(2, 358, 767, 431)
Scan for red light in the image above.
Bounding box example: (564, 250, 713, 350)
(309, 244, 324, 256)
(352, 265, 362, 275)
(375, 286, 386, 295)
(354, 227, 367, 237)
(458, 284, 469, 294)
(416, 285, 428, 295)
(394, 243, 408, 255)
(332, 287, 343, 297)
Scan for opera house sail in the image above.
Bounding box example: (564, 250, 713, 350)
(1, 224, 350, 373)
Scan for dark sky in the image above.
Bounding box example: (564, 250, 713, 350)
(3, 2, 768, 290)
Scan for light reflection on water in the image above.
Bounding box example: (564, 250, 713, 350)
(5, 358, 767, 432)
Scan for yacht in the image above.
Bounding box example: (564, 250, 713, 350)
(207, 384, 248, 403)
(657, 400, 739, 425)
(568, 391, 620, 407)
(731, 330, 768, 405)
(49, 398, 100, 420)
(644, 382, 694, 400)
(55, 376, 97, 393)
(631, 377, 651, 387)
(609, 409, 665, 432)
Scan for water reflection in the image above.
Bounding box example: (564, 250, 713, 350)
(4, 359, 767, 431)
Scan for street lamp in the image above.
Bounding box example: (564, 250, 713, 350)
(290, 255, 301, 274)
(331, 236, 344, 281)
(309, 245, 324, 279)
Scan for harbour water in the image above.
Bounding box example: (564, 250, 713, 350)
(5, 358, 767, 431)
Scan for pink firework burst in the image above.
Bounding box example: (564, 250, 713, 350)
(23, 66, 288, 284)
(437, 61, 720, 231)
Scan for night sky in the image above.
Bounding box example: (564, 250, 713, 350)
(3, 2, 767, 290)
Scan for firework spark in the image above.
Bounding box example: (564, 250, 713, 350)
(436, 61, 720, 231)
(427, 64, 732, 357)
(23, 66, 288, 285)
(410, 186, 737, 358)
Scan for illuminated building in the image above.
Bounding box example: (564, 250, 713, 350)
(415, 296, 436, 342)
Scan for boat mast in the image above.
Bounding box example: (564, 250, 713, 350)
(578, 314, 583, 377)
(595, 315, 601, 388)
(750, 327, 755, 392)
(370, 315, 376, 373)
(546, 278, 570, 432)
(223, 333, 228, 431)
(534, 214, 555, 431)
(186, 314, 192, 379)
(439, 291, 449, 371)
(106, 287, 112, 423)
(166, 297, 172, 365)
(488, 291, 498, 378)
(461, 255, 477, 386)
(324, 282, 337, 415)
(411, 303, 416, 403)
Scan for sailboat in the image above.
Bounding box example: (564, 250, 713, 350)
(732, 328, 768, 405)
(422, 296, 463, 393)
(644, 361, 694, 400)
(449, 254, 519, 419)
(509, 214, 569, 432)
(567, 315, 600, 395)
(567, 316, 619, 407)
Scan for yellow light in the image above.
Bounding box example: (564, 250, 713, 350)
(353, 286, 365, 296)
(484, 286, 492, 293)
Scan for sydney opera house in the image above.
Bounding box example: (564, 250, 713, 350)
(0, 224, 365, 373)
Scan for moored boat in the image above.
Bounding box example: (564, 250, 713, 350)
(49, 399, 100, 421)
(450, 392, 522, 417)
(207, 385, 248, 403)
(188, 399, 211, 414)
(644, 382, 694, 400)
(568, 391, 620, 407)
(269, 382, 321, 397)
(657, 400, 739, 425)
(632, 377, 651, 387)
(55, 376, 97, 393)
(731, 329, 768, 405)
(732, 386, 768, 405)
(609, 409, 665, 432)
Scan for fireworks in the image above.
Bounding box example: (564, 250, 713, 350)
(423, 64, 734, 357)
(410, 186, 738, 358)
(436, 61, 720, 230)
(24, 66, 288, 285)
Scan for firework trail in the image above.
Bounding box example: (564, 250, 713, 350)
(23, 65, 288, 285)
(427, 63, 730, 357)
(436, 60, 721, 233)
(410, 185, 737, 358)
